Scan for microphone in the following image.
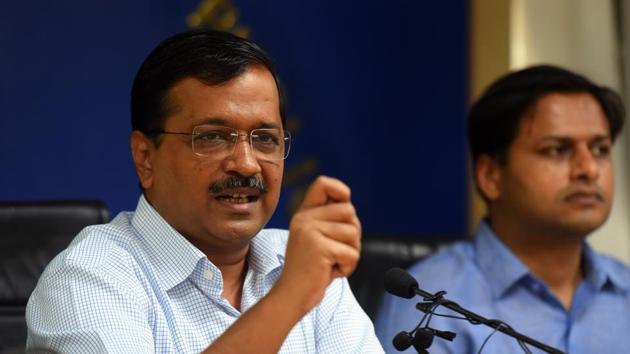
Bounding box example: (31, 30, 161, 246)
(412, 329, 434, 350)
(384, 267, 419, 299)
(393, 329, 435, 353)
(383, 267, 565, 354)
(392, 331, 413, 351)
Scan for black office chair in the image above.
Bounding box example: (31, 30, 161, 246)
(348, 235, 457, 320)
(0, 200, 109, 352)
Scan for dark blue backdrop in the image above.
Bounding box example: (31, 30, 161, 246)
(0, 0, 469, 238)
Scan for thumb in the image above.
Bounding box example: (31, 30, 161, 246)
(299, 176, 351, 210)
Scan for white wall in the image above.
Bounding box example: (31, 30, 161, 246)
(510, 0, 630, 264)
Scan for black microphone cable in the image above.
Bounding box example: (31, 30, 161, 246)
(417, 301, 533, 354)
(475, 321, 532, 354)
(392, 296, 457, 353)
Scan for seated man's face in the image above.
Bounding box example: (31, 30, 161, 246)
(142, 65, 284, 248)
(493, 92, 614, 237)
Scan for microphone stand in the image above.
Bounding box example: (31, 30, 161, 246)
(411, 287, 564, 354)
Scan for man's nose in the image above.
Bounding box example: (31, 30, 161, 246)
(570, 145, 599, 182)
(222, 136, 262, 176)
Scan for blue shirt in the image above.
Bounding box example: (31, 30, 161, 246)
(375, 221, 630, 354)
(27, 195, 383, 353)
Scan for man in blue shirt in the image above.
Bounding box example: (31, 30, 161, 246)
(376, 65, 630, 353)
(26, 29, 383, 353)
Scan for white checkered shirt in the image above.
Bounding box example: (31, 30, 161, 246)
(26, 195, 384, 353)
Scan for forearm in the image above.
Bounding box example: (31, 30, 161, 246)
(203, 176, 363, 353)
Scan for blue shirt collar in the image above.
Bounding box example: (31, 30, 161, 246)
(582, 243, 628, 292)
(474, 221, 530, 299)
(474, 220, 628, 298)
(131, 195, 285, 291)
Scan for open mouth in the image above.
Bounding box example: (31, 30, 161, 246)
(216, 193, 259, 204)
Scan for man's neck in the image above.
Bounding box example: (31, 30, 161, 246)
(207, 247, 249, 311)
(488, 218, 585, 311)
(188, 239, 250, 311)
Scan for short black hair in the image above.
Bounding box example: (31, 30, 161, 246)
(131, 28, 286, 140)
(468, 65, 625, 165)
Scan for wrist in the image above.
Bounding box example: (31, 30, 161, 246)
(267, 276, 315, 319)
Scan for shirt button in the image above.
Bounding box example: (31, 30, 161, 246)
(204, 270, 214, 281)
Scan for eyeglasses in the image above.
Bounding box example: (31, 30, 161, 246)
(147, 124, 291, 161)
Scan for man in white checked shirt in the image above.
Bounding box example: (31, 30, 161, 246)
(26, 29, 383, 353)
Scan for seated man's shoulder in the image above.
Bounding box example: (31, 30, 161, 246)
(407, 240, 479, 293)
(375, 241, 480, 353)
(596, 251, 630, 285)
(29, 212, 152, 324)
(409, 239, 475, 272)
(27, 213, 157, 350)
(43, 212, 141, 279)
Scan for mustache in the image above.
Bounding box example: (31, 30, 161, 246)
(209, 175, 267, 194)
(560, 184, 605, 200)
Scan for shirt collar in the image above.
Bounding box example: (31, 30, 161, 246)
(131, 195, 286, 291)
(582, 242, 629, 292)
(475, 220, 629, 298)
(248, 229, 286, 278)
(131, 195, 206, 291)
(474, 220, 530, 299)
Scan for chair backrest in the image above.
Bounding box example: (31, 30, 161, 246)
(0, 200, 109, 351)
(348, 235, 456, 321)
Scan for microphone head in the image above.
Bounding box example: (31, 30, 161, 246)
(412, 329, 434, 350)
(384, 267, 419, 299)
(392, 331, 413, 351)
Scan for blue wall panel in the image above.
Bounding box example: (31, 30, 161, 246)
(0, 0, 468, 238)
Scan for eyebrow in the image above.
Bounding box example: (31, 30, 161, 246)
(537, 134, 612, 143)
(195, 117, 281, 130)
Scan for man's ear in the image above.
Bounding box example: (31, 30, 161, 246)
(130, 131, 155, 189)
(475, 154, 502, 201)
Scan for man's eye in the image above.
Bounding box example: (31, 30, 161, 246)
(592, 144, 611, 157)
(253, 133, 280, 145)
(542, 145, 570, 157)
(197, 131, 229, 142)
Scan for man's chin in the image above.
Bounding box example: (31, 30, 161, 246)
(211, 220, 266, 241)
(557, 215, 608, 239)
